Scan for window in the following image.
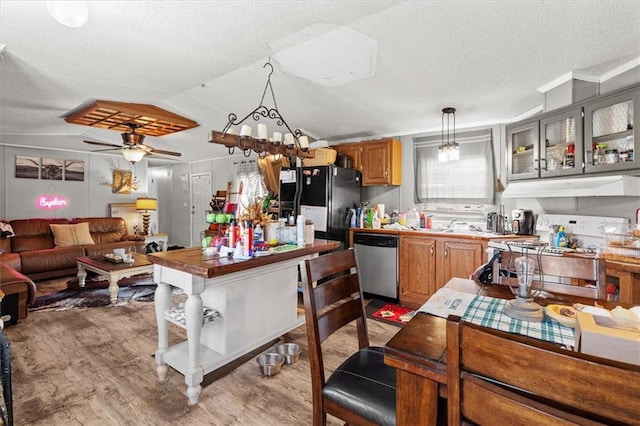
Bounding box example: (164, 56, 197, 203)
(414, 129, 494, 204)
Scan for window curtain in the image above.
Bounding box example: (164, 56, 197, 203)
(413, 129, 495, 204)
(234, 160, 268, 217)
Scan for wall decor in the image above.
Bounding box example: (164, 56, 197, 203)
(41, 158, 63, 180)
(36, 194, 69, 211)
(112, 169, 133, 194)
(64, 160, 85, 181)
(15, 156, 40, 179)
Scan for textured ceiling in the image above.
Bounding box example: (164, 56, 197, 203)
(1, 1, 639, 165)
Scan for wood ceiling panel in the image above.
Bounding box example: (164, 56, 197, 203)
(64, 100, 199, 136)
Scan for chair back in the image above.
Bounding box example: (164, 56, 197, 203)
(446, 316, 640, 425)
(299, 249, 369, 395)
(494, 250, 607, 299)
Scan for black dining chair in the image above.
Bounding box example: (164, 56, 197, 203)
(299, 248, 396, 426)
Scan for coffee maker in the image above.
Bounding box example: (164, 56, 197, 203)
(512, 209, 535, 235)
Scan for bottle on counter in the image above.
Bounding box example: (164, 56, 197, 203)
(296, 214, 305, 247)
(405, 208, 420, 229)
(555, 226, 568, 248)
(243, 219, 253, 257)
(254, 223, 263, 242)
(228, 219, 238, 248)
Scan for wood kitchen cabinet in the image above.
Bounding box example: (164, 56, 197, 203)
(333, 142, 362, 171)
(361, 138, 402, 186)
(400, 235, 437, 308)
(333, 138, 402, 186)
(438, 238, 485, 287)
(400, 235, 486, 309)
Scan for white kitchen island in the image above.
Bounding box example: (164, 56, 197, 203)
(147, 239, 340, 405)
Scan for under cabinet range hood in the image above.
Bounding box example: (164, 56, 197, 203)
(502, 175, 640, 198)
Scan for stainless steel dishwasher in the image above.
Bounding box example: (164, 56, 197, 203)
(353, 233, 399, 300)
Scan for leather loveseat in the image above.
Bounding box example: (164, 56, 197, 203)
(0, 217, 146, 321)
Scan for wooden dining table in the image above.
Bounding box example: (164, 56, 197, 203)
(383, 277, 628, 425)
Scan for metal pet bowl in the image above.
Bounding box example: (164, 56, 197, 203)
(276, 343, 302, 364)
(257, 352, 285, 377)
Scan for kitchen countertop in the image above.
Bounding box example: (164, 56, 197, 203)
(147, 239, 340, 278)
(349, 227, 537, 241)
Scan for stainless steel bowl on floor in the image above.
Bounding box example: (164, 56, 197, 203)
(276, 343, 302, 364)
(257, 352, 285, 376)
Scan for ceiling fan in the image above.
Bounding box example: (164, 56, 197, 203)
(84, 123, 182, 163)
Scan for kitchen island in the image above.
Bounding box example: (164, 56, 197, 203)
(147, 239, 340, 405)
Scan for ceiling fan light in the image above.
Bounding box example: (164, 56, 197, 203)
(121, 148, 146, 163)
(46, 1, 89, 28)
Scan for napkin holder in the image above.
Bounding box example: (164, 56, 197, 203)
(575, 311, 640, 366)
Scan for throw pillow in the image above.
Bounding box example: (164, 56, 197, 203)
(0, 221, 15, 238)
(50, 222, 95, 247)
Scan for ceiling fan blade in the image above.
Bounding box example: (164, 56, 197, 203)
(145, 145, 182, 157)
(91, 148, 122, 153)
(84, 140, 122, 149)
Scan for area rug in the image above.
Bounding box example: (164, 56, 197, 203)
(30, 273, 156, 312)
(366, 299, 415, 326)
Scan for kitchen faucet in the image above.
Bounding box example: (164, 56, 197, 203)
(447, 219, 466, 228)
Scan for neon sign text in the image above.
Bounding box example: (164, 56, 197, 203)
(37, 195, 69, 210)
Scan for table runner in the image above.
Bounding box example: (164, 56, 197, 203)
(462, 295, 575, 347)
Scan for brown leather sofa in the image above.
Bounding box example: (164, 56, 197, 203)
(0, 217, 146, 322)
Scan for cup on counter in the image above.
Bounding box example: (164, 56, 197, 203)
(377, 204, 385, 219)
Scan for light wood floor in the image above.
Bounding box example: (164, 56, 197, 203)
(5, 287, 399, 425)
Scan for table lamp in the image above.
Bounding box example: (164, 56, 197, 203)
(136, 197, 157, 235)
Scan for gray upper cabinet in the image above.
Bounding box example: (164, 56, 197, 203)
(507, 118, 539, 180)
(507, 107, 583, 181)
(539, 107, 583, 178)
(507, 83, 640, 181)
(584, 86, 639, 173)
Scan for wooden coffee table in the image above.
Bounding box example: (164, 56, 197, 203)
(76, 253, 154, 304)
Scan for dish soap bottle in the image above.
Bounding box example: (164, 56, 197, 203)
(555, 226, 568, 248)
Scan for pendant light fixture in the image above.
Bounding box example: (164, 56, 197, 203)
(209, 59, 315, 162)
(438, 107, 460, 163)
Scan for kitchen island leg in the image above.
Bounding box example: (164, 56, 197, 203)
(184, 291, 204, 405)
(154, 281, 172, 382)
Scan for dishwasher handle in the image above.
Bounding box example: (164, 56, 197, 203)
(353, 233, 398, 248)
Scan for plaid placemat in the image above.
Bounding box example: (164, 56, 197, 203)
(462, 296, 575, 347)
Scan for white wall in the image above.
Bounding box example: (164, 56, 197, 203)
(0, 144, 150, 226)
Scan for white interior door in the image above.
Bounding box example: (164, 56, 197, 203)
(190, 173, 212, 247)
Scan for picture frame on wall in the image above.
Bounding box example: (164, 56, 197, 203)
(112, 169, 133, 194)
(64, 160, 85, 181)
(15, 156, 40, 179)
(41, 158, 63, 180)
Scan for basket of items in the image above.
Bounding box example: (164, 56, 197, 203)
(302, 148, 337, 167)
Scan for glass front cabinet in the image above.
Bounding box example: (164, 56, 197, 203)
(584, 87, 639, 173)
(539, 107, 583, 178)
(507, 107, 582, 181)
(508, 84, 640, 181)
(507, 118, 539, 180)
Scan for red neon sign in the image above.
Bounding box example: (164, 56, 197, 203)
(36, 195, 69, 210)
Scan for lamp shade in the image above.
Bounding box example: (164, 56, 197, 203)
(136, 197, 157, 211)
(121, 148, 147, 163)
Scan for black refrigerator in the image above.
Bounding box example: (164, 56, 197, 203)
(279, 165, 361, 246)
